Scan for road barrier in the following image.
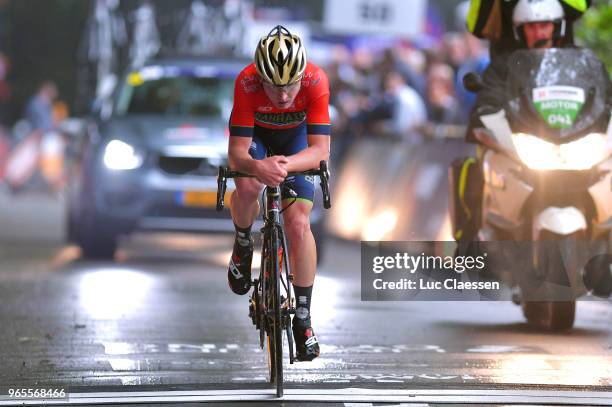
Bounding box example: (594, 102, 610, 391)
(328, 137, 475, 242)
(2, 130, 67, 192)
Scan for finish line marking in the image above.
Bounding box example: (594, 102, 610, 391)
(1, 388, 611, 406)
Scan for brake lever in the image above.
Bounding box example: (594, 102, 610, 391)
(216, 166, 227, 211)
(319, 160, 331, 209)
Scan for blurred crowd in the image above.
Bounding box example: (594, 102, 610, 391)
(322, 30, 489, 161)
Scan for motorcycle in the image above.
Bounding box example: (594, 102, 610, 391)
(459, 48, 612, 330)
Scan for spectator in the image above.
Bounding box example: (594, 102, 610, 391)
(378, 47, 426, 99)
(443, 32, 469, 73)
(351, 47, 379, 100)
(0, 53, 11, 127)
(381, 71, 427, 140)
(427, 63, 463, 124)
(455, 33, 489, 120)
(25, 81, 58, 132)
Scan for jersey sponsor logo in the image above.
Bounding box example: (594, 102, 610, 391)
(302, 77, 321, 88)
(255, 110, 306, 126)
(240, 74, 260, 93)
(301, 71, 321, 88)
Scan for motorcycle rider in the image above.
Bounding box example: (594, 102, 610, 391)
(466, 0, 589, 58)
(452, 0, 590, 244)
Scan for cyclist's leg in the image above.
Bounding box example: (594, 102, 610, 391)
(282, 199, 316, 287)
(277, 125, 317, 288)
(278, 126, 320, 361)
(230, 181, 262, 230)
(282, 197, 320, 361)
(227, 136, 265, 295)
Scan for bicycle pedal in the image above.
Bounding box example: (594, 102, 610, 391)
(280, 296, 290, 310)
(248, 299, 257, 326)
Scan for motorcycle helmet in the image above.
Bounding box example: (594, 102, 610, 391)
(512, 0, 566, 47)
(254, 25, 306, 86)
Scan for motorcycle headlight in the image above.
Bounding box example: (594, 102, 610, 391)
(511, 133, 610, 170)
(103, 139, 144, 170)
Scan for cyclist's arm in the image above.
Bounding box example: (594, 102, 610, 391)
(228, 136, 261, 174)
(228, 69, 260, 174)
(285, 135, 330, 173)
(286, 76, 331, 172)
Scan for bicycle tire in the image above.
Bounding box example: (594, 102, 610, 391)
(264, 228, 284, 397)
(263, 230, 276, 384)
(279, 228, 295, 364)
(270, 227, 284, 397)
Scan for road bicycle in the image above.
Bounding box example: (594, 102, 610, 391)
(216, 160, 331, 397)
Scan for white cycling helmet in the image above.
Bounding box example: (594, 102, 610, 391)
(512, 0, 566, 44)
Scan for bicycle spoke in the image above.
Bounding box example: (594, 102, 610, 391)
(287, 318, 295, 364)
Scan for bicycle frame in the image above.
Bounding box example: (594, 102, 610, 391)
(216, 160, 331, 398)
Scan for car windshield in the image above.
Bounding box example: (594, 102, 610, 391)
(115, 74, 234, 119)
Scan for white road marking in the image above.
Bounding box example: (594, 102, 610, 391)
(467, 345, 532, 353)
(1, 388, 610, 406)
(345, 404, 430, 407)
(100, 341, 447, 355)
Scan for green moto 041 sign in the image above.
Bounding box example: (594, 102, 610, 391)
(532, 86, 585, 129)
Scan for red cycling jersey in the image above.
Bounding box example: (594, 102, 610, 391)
(229, 62, 331, 138)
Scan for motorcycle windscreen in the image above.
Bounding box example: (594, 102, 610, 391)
(506, 48, 609, 142)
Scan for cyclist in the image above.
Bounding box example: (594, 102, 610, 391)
(452, 0, 590, 244)
(226, 25, 330, 361)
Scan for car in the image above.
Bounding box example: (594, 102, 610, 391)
(67, 57, 328, 260)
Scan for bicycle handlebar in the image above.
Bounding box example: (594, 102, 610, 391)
(216, 160, 332, 211)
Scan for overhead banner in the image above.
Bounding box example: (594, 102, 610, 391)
(323, 0, 427, 37)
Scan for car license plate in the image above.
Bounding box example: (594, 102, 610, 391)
(179, 190, 233, 208)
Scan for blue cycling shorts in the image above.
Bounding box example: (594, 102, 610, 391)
(248, 122, 315, 203)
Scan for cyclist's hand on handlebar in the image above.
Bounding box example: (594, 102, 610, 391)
(255, 155, 289, 186)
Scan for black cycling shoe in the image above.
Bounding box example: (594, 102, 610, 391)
(227, 236, 253, 295)
(292, 319, 320, 361)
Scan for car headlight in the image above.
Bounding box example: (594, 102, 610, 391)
(103, 139, 144, 170)
(511, 133, 610, 170)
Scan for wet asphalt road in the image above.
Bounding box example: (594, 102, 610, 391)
(0, 190, 611, 405)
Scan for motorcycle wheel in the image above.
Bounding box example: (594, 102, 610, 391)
(522, 300, 575, 331)
(521, 230, 582, 331)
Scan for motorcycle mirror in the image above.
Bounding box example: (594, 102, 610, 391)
(463, 72, 484, 93)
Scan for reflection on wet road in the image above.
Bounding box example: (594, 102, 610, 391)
(1, 233, 611, 391)
(0, 191, 611, 405)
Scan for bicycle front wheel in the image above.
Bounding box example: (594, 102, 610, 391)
(266, 227, 284, 397)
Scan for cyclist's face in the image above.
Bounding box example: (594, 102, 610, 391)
(262, 80, 301, 109)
